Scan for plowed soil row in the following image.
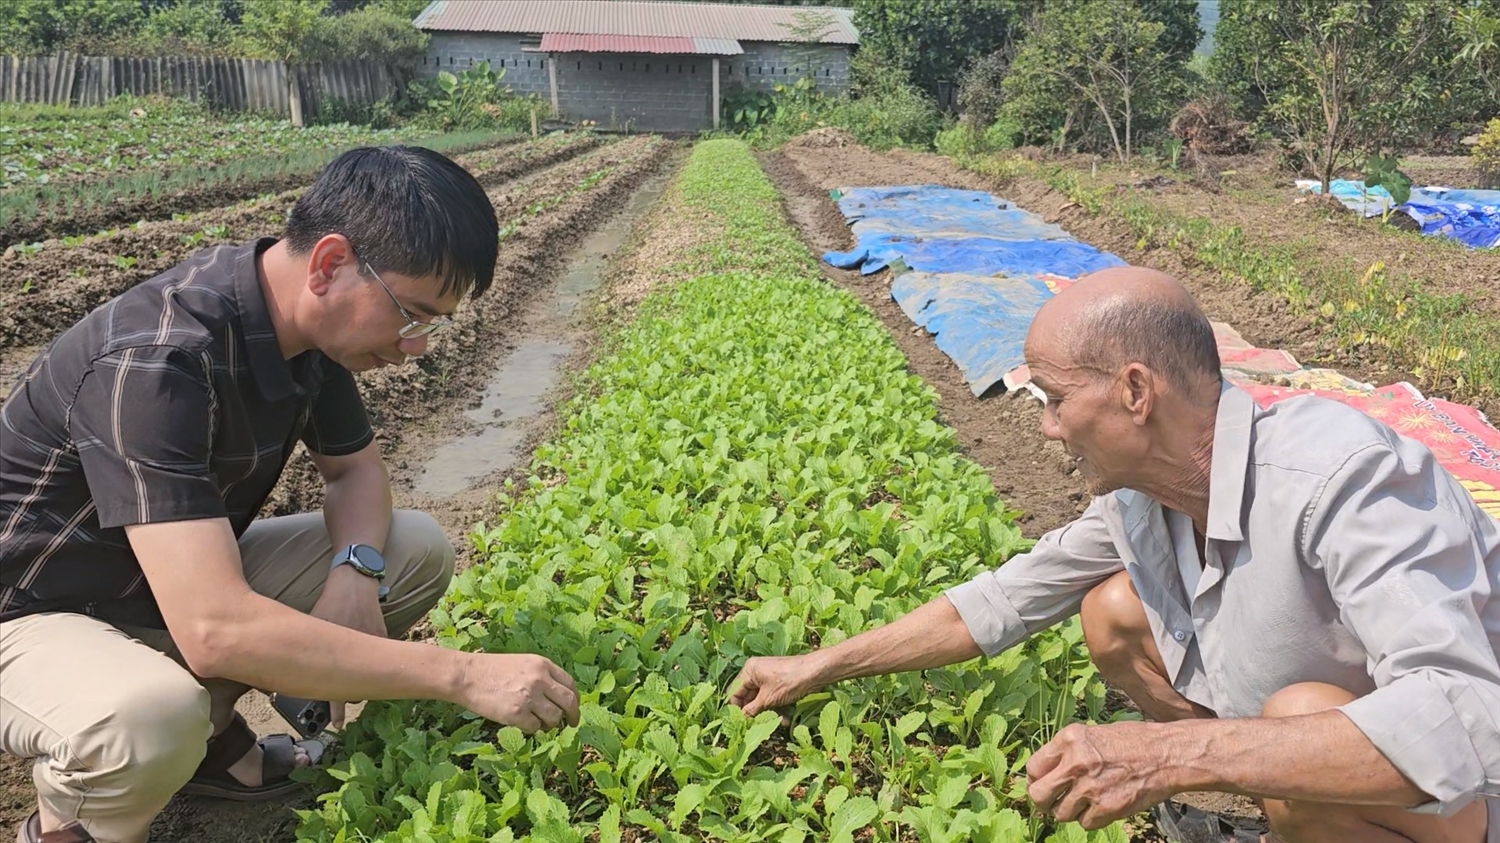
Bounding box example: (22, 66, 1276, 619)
(262, 135, 675, 518)
(763, 143, 1088, 538)
(1, 137, 536, 249)
(0, 134, 611, 356)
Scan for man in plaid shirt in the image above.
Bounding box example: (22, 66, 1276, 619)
(1, 147, 580, 843)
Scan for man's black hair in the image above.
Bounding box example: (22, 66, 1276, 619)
(285, 145, 498, 299)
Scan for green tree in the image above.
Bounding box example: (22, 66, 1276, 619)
(328, 0, 435, 18)
(1211, 0, 1456, 190)
(852, 0, 1024, 95)
(1459, 1, 1500, 107)
(137, 0, 232, 53)
(1002, 0, 1189, 161)
(238, 0, 328, 125)
(305, 5, 429, 61)
(0, 0, 148, 54)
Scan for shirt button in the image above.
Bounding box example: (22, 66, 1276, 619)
(1173, 630, 1188, 642)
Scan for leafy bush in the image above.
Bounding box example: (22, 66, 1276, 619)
(820, 85, 945, 150)
(304, 5, 430, 62)
(983, 114, 1020, 152)
(934, 115, 1018, 159)
(414, 62, 519, 131)
(934, 125, 982, 158)
(1474, 117, 1500, 188)
(956, 49, 1010, 131)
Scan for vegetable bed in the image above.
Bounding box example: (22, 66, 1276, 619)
(298, 140, 1117, 843)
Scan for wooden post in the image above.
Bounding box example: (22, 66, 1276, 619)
(712, 57, 720, 130)
(530, 105, 538, 138)
(547, 53, 559, 118)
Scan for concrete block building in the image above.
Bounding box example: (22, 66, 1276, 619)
(413, 0, 858, 133)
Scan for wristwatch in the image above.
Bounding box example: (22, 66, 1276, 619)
(331, 543, 390, 602)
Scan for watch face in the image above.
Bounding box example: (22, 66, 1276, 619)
(350, 544, 387, 574)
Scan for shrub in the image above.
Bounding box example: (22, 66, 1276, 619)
(822, 84, 944, 150)
(1474, 117, 1500, 188)
(934, 115, 1018, 159)
(957, 49, 1010, 131)
(304, 6, 429, 63)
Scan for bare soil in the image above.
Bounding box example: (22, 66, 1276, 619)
(0, 136, 680, 843)
(0, 134, 605, 357)
(0, 137, 557, 250)
(1047, 150, 1500, 324)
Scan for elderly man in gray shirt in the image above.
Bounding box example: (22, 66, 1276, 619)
(728, 267, 1500, 843)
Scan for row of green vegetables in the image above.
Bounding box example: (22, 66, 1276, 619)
(297, 140, 1121, 843)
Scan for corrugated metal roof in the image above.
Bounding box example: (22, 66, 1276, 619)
(414, 0, 858, 45)
(538, 33, 744, 55)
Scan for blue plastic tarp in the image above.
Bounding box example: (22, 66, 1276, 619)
(825, 235, 1126, 276)
(1296, 179, 1395, 217)
(821, 183, 1129, 395)
(1295, 180, 1500, 249)
(892, 272, 1055, 396)
(1400, 187, 1500, 250)
(834, 185, 1074, 242)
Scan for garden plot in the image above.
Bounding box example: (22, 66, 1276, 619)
(297, 138, 1116, 843)
(0, 134, 677, 843)
(0, 133, 613, 371)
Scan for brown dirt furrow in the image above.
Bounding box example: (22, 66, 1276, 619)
(0, 135, 616, 361)
(0, 138, 538, 250)
(760, 150, 1089, 537)
(259, 135, 676, 520)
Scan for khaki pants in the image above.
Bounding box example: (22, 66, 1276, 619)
(0, 510, 454, 843)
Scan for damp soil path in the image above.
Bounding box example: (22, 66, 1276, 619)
(0, 140, 682, 843)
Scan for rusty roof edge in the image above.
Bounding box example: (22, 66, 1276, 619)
(414, 1, 858, 43)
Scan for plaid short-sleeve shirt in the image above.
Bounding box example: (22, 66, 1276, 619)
(0, 238, 373, 628)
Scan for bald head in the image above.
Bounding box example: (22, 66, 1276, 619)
(1029, 267, 1220, 397)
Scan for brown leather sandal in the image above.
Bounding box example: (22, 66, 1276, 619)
(20, 812, 93, 843)
(178, 712, 326, 802)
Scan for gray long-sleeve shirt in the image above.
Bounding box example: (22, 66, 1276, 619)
(946, 384, 1500, 817)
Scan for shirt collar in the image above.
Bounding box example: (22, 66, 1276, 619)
(233, 237, 300, 403)
(1206, 380, 1257, 541)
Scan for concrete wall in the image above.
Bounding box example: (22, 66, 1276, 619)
(419, 33, 852, 132)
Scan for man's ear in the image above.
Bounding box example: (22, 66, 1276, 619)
(306, 234, 355, 297)
(1119, 363, 1155, 425)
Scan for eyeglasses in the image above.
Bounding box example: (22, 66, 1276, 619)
(360, 260, 453, 339)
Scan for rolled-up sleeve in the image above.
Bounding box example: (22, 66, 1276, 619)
(1308, 440, 1500, 815)
(945, 496, 1123, 656)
